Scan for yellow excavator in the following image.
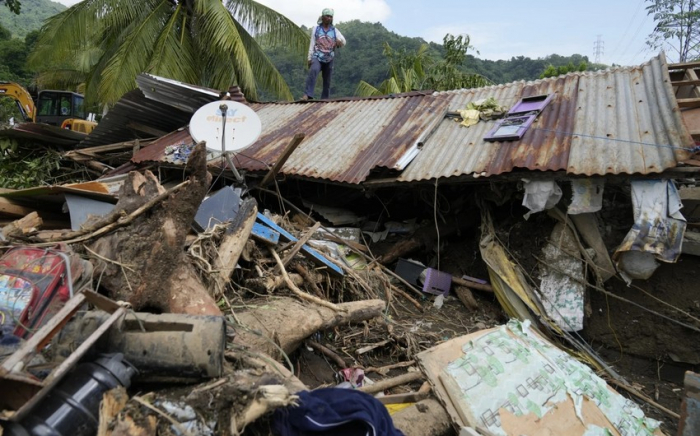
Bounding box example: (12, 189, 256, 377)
(0, 82, 97, 134)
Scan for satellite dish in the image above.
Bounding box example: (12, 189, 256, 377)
(189, 100, 262, 152)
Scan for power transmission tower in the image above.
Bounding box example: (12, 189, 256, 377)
(593, 35, 604, 64)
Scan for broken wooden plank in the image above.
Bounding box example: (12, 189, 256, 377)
(673, 79, 700, 87)
(0, 197, 39, 218)
(212, 200, 257, 295)
(259, 133, 305, 188)
(377, 381, 431, 405)
(669, 61, 700, 70)
(97, 387, 129, 436)
(256, 212, 343, 276)
(356, 338, 392, 355)
(279, 221, 322, 269)
(677, 97, 700, 108)
(452, 276, 493, 292)
(358, 371, 423, 395)
(2, 211, 42, 239)
(570, 213, 616, 282)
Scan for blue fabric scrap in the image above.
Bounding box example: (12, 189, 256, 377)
(273, 388, 404, 436)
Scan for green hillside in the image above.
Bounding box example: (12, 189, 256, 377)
(0, 0, 64, 39)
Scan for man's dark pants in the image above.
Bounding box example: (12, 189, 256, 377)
(304, 58, 334, 99)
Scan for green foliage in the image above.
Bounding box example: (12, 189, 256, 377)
(0, 145, 67, 188)
(539, 61, 590, 78)
(0, 0, 64, 39)
(646, 0, 700, 62)
(0, 22, 36, 125)
(29, 0, 309, 104)
(0, 0, 21, 15)
(356, 33, 491, 96)
(423, 34, 491, 91)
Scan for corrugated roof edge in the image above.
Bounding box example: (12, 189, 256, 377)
(248, 90, 435, 105)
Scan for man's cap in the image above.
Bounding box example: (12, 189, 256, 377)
(322, 8, 334, 17)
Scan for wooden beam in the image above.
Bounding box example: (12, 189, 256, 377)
(669, 61, 700, 70)
(259, 133, 305, 188)
(0, 197, 37, 217)
(677, 97, 700, 108)
(672, 79, 700, 87)
(279, 221, 322, 269)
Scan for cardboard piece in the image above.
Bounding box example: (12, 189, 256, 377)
(417, 320, 662, 436)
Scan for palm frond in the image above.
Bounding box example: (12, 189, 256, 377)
(355, 81, 381, 97)
(195, 0, 256, 97)
(148, 4, 199, 86)
(98, 0, 172, 103)
(225, 0, 308, 54)
(230, 20, 292, 100)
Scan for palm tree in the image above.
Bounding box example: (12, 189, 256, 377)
(28, 0, 309, 104)
(356, 42, 430, 96)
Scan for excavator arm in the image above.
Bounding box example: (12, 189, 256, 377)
(0, 82, 36, 122)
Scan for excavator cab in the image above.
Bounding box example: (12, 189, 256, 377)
(35, 91, 87, 127)
(0, 82, 97, 136)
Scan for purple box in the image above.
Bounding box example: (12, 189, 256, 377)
(422, 268, 452, 296)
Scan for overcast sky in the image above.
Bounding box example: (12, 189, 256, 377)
(53, 0, 659, 66)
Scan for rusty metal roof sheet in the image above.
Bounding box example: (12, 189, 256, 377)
(78, 88, 194, 149)
(124, 54, 694, 185)
(136, 74, 246, 113)
(397, 53, 694, 182)
(231, 94, 451, 184)
(79, 74, 233, 149)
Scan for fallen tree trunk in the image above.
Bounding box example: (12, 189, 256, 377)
(86, 143, 221, 315)
(233, 297, 385, 358)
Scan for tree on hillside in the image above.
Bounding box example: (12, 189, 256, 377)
(540, 61, 588, 79)
(0, 0, 20, 14)
(356, 33, 490, 96)
(646, 0, 700, 62)
(28, 0, 309, 105)
(355, 42, 430, 95)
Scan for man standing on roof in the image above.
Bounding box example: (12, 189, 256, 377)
(302, 8, 346, 101)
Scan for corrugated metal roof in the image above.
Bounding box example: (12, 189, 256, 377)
(136, 74, 246, 113)
(79, 74, 240, 149)
(122, 54, 694, 185)
(79, 88, 194, 149)
(233, 94, 451, 184)
(397, 53, 694, 182)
